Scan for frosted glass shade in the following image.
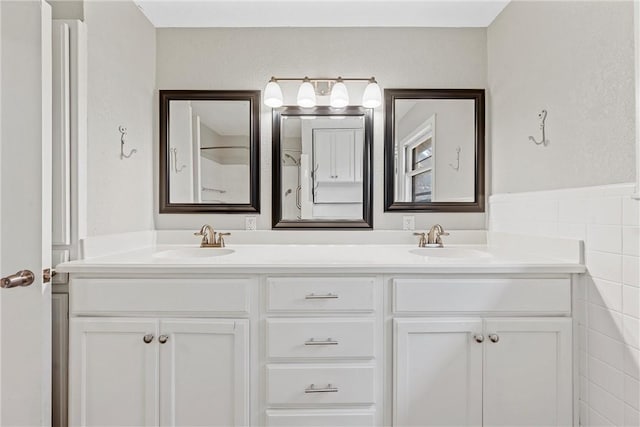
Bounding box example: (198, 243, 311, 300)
(297, 81, 316, 108)
(264, 80, 283, 108)
(330, 81, 349, 108)
(362, 81, 382, 108)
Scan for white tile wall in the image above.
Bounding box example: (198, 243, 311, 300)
(490, 183, 640, 427)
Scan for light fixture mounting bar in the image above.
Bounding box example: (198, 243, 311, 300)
(271, 77, 376, 82)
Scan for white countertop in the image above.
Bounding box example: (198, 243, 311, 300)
(57, 243, 586, 275)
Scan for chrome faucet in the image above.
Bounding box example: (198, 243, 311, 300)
(194, 224, 230, 248)
(414, 224, 449, 248)
(427, 224, 449, 247)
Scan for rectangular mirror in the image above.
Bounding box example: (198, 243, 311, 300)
(159, 90, 260, 213)
(384, 89, 485, 212)
(272, 106, 373, 228)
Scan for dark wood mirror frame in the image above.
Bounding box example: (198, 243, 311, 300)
(159, 90, 260, 213)
(272, 106, 373, 229)
(384, 89, 485, 212)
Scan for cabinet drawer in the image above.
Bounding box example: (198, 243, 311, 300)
(393, 278, 571, 314)
(266, 364, 375, 406)
(70, 278, 251, 315)
(267, 319, 375, 359)
(267, 277, 375, 312)
(266, 410, 375, 426)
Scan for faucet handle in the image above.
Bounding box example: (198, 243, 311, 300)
(413, 232, 427, 248)
(218, 232, 231, 247)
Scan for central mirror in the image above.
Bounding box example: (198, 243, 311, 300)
(272, 106, 373, 228)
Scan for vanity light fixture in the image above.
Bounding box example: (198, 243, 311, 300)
(263, 76, 382, 109)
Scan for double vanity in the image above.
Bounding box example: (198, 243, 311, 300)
(58, 230, 584, 427)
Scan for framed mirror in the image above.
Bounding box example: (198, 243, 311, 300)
(384, 89, 485, 212)
(272, 106, 373, 229)
(159, 90, 260, 213)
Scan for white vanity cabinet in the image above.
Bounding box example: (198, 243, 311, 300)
(68, 278, 252, 427)
(392, 278, 574, 427)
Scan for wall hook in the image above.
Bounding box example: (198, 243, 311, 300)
(528, 110, 549, 146)
(170, 148, 186, 173)
(449, 146, 461, 171)
(119, 126, 137, 159)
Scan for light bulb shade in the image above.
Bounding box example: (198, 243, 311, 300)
(297, 81, 316, 108)
(362, 81, 382, 108)
(330, 81, 349, 108)
(264, 81, 283, 108)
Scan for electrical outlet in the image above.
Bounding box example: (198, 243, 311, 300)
(245, 216, 257, 231)
(402, 216, 415, 230)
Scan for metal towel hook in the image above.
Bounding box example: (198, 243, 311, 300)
(119, 126, 137, 159)
(170, 148, 186, 173)
(528, 110, 549, 146)
(449, 146, 461, 171)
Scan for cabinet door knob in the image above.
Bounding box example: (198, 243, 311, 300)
(473, 334, 484, 343)
(489, 334, 500, 343)
(158, 335, 169, 344)
(143, 334, 154, 344)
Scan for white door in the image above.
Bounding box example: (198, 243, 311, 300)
(483, 318, 572, 427)
(332, 130, 356, 182)
(393, 319, 483, 427)
(69, 318, 160, 427)
(159, 319, 249, 427)
(0, 1, 52, 426)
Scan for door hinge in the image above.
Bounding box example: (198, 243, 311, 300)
(43, 268, 56, 283)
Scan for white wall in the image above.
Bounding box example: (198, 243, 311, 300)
(85, 0, 155, 236)
(488, 0, 635, 194)
(155, 27, 488, 230)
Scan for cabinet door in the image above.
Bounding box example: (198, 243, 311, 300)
(393, 319, 483, 427)
(159, 319, 249, 427)
(483, 318, 572, 427)
(69, 318, 159, 427)
(332, 130, 356, 182)
(313, 130, 334, 182)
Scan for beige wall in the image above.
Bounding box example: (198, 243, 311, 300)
(488, 0, 635, 194)
(85, 0, 155, 235)
(155, 27, 488, 230)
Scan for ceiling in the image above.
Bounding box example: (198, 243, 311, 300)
(135, 0, 511, 28)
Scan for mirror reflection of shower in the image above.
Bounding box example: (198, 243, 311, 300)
(282, 151, 302, 218)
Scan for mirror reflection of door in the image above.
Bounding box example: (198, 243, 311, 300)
(169, 100, 250, 204)
(281, 116, 364, 221)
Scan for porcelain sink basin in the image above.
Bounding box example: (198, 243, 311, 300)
(153, 248, 235, 259)
(409, 247, 492, 259)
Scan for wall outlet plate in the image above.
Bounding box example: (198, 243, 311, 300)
(245, 216, 257, 231)
(402, 216, 415, 230)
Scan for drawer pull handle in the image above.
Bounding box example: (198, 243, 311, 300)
(305, 293, 338, 300)
(305, 384, 338, 393)
(305, 338, 339, 346)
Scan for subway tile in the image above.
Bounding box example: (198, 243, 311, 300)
(625, 346, 640, 380)
(587, 251, 623, 283)
(623, 256, 640, 287)
(588, 225, 623, 254)
(625, 375, 640, 410)
(559, 198, 591, 224)
(557, 222, 588, 241)
(623, 227, 640, 257)
(589, 278, 623, 313)
(591, 197, 623, 225)
(623, 285, 640, 319)
(623, 198, 640, 226)
(589, 304, 624, 340)
(625, 404, 640, 427)
(588, 356, 624, 399)
(589, 330, 625, 370)
(624, 316, 640, 349)
(589, 381, 625, 426)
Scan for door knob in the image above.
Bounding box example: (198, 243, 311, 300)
(158, 335, 169, 344)
(488, 334, 500, 343)
(143, 334, 154, 344)
(1, 270, 35, 288)
(473, 334, 484, 343)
